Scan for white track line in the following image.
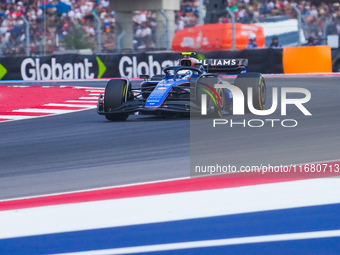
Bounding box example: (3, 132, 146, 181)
(44, 104, 97, 108)
(53, 229, 340, 255)
(2, 158, 339, 202)
(79, 97, 99, 100)
(13, 109, 75, 114)
(0, 86, 105, 124)
(0, 108, 99, 123)
(0, 115, 40, 120)
(65, 100, 98, 103)
(1, 178, 340, 239)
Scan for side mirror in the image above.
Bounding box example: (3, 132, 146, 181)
(139, 74, 150, 80)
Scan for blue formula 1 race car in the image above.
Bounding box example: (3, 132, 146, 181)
(97, 52, 266, 121)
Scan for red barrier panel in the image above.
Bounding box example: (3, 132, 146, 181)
(172, 23, 265, 52)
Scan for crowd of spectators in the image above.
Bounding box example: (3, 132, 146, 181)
(0, 0, 117, 55)
(175, 0, 340, 45)
(175, 0, 200, 31)
(132, 11, 157, 50)
(0, 0, 340, 56)
(298, 1, 340, 43)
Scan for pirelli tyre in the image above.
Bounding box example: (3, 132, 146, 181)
(104, 79, 129, 121)
(234, 72, 266, 112)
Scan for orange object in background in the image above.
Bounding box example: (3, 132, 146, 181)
(283, 46, 332, 73)
(171, 23, 265, 52)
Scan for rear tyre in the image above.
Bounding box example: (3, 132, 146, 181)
(104, 79, 129, 121)
(234, 72, 266, 112)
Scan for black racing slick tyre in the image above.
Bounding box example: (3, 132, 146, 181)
(104, 79, 129, 121)
(234, 72, 266, 112)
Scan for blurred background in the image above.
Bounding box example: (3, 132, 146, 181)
(0, 0, 339, 56)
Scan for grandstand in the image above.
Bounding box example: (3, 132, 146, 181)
(0, 0, 339, 55)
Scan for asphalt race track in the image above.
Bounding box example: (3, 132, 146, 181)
(0, 76, 339, 199)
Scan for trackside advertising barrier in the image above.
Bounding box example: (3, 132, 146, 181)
(0, 55, 104, 81)
(0, 46, 334, 81)
(0, 49, 284, 81)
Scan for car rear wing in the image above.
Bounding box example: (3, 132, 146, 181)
(196, 59, 248, 73)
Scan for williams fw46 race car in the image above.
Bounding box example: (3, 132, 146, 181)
(97, 52, 266, 121)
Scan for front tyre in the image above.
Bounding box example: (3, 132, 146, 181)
(234, 72, 266, 112)
(104, 79, 129, 121)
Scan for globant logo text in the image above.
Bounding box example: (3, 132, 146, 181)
(21, 58, 95, 80)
